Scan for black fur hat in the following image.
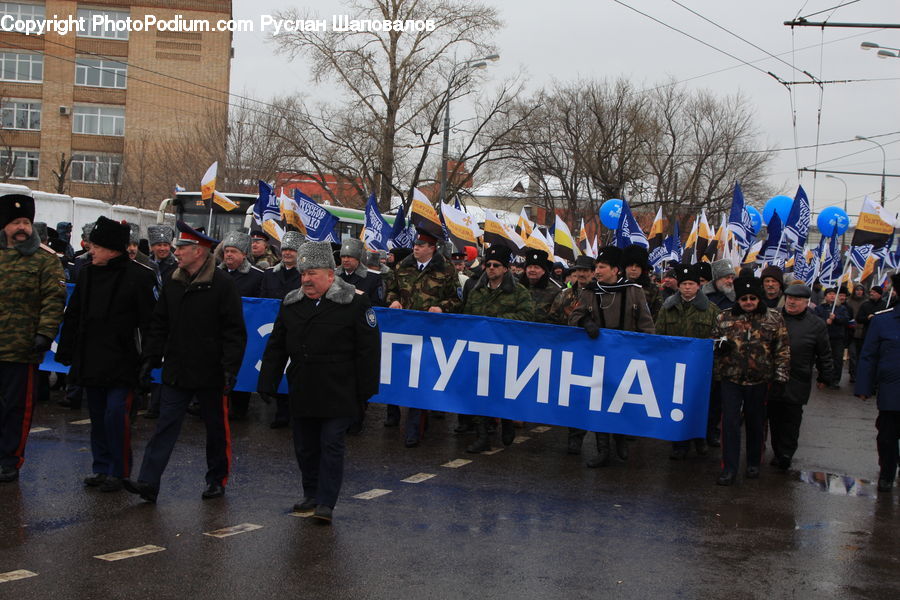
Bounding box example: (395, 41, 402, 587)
(89, 216, 130, 253)
(622, 244, 649, 271)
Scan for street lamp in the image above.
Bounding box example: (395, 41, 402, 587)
(861, 41, 900, 58)
(826, 174, 848, 249)
(855, 135, 887, 206)
(439, 54, 500, 207)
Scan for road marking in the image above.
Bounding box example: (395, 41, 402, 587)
(530, 426, 551, 433)
(203, 523, 263, 538)
(0, 570, 37, 583)
(94, 545, 165, 562)
(70, 419, 91, 425)
(353, 488, 392, 500)
(482, 448, 504, 455)
(29, 427, 51, 433)
(442, 459, 472, 468)
(401, 473, 435, 484)
(512, 436, 531, 444)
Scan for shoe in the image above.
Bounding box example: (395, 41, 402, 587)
(404, 438, 419, 448)
(746, 466, 760, 479)
(99, 476, 123, 493)
(84, 473, 107, 487)
(270, 419, 289, 429)
(202, 483, 225, 499)
(694, 439, 708, 456)
(0, 466, 19, 483)
(453, 415, 474, 435)
(144, 409, 159, 419)
(707, 436, 721, 448)
(669, 449, 688, 461)
(122, 479, 158, 503)
(877, 479, 893, 493)
(312, 505, 333, 524)
(292, 498, 317, 513)
(500, 420, 515, 446)
(777, 457, 791, 471)
(716, 471, 736, 486)
(466, 436, 491, 454)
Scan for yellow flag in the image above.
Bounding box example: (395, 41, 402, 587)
(200, 161, 217, 201)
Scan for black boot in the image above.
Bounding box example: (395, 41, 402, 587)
(613, 434, 629, 461)
(453, 414, 474, 435)
(500, 419, 515, 446)
(586, 433, 611, 468)
(466, 418, 491, 454)
(567, 429, 585, 455)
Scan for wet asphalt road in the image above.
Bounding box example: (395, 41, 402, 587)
(1, 373, 898, 599)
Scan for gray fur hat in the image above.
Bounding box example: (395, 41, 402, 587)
(81, 221, 95, 241)
(710, 259, 734, 281)
(148, 224, 174, 246)
(127, 222, 140, 245)
(340, 237, 365, 261)
(297, 241, 336, 271)
(33, 221, 48, 243)
(281, 230, 306, 252)
(222, 230, 251, 255)
(365, 250, 382, 269)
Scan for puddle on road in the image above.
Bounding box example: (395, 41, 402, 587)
(796, 470, 876, 498)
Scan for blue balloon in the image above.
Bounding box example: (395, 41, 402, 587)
(817, 206, 850, 238)
(599, 199, 624, 229)
(745, 206, 762, 236)
(763, 195, 793, 226)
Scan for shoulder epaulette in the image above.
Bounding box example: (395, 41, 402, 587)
(39, 243, 56, 254)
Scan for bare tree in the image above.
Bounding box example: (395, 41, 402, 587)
(51, 152, 74, 194)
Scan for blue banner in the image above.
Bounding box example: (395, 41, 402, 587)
(42, 299, 713, 441)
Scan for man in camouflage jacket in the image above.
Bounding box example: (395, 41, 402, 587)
(518, 249, 561, 323)
(386, 231, 461, 446)
(462, 245, 534, 453)
(548, 255, 595, 327)
(712, 276, 790, 486)
(0, 194, 66, 482)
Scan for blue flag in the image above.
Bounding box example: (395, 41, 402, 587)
(615, 199, 649, 249)
(389, 204, 415, 248)
(293, 190, 340, 243)
(253, 181, 279, 225)
(783, 184, 810, 249)
(760, 212, 788, 264)
(363, 194, 391, 251)
(664, 221, 682, 263)
(727, 182, 753, 250)
(819, 236, 842, 287)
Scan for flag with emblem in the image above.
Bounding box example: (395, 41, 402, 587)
(727, 182, 753, 250)
(441, 201, 482, 252)
(253, 181, 279, 225)
(200, 162, 217, 201)
(614, 199, 649, 249)
(278, 188, 307, 234)
(409, 188, 445, 240)
(663, 221, 682, 264)
(293, 189, 339, 243)
(389, 204, 415, 249)
(361, 194, 391, 251)
(782, 185, 810, 249)
(482, 210, 525, 251)
(851, 197, 896, 249)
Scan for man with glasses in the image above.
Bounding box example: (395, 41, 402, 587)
(712, 276, 790, 486)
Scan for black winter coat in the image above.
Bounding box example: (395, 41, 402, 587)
(220, 259, 264, 297)
(260, 263, 301, 299)
(153, 254, 178, 284)
(57, 254, 158, 387)
(337, 263, 385, 306)
(143, 255, 247, 390)
(257, 277, 381, 418)
(779, 308, 833, 405)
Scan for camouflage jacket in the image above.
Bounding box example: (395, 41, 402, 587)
(250, 248, 279, 270)
(655, 291, 720, 339)
(639, 277, 663, 320)
(713, 306, 790, 385)
(548, 282, 588, 326)
(463, 271, 534, 321)
(518, 272, 562, 323)
(385, 252, 461, 313)
(0, 230, 66, 363)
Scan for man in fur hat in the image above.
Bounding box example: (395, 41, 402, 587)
(337, 237, 384, 307)
(56, 216, 158, 492)
(702, 259, 736, 310)
(519, 248, 562, 324)
(623, 244, 662, 319)
(148, 224, 177, 283)
(258, 241, 380, 523)
(0, 194, 66, 483)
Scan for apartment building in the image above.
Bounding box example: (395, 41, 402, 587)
(0, 1, 232, 207)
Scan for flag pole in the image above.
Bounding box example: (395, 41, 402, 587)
(831, 254, 851, 315)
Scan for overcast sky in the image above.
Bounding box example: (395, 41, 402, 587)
(230, 0, 900, 217)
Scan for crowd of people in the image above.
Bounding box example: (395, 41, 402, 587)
(2, 191, 899, 526)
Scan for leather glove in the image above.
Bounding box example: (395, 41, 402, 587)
(769, 381, 786, 401)
(258, 392, 275, 405)
(583, 319, 600, 340)
(137, 360, 154, 393)
(223, 371, 237, 394)
(33, 334, 52, 353)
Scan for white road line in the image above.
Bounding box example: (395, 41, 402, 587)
(530, 426, 551, 433)
(28, 427, 51, 433)
(512, 436, 531, 444)
(482, 448, 504, 455)
(94, 545, 165, 562)
(353, 489, 392, 500)
(203, 523, 263, 538)
(0, 570, 37, 583)
(69, 419, 91, 425)
(401, 473, 435, 484)
(442, 459, 472, 468)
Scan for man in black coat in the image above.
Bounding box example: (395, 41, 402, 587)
(219, 230, 264, 298)
(148, 224, 177, 284)
(814, 287, 851, 388)
(123, 221, 246, 503)
(56, 217, 158, 493)
(258, 241, 380, 524)
(768, 283, 833, 470)
(336, 237, 384, 306)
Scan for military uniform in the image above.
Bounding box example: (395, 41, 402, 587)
(0, 195, 66, 482)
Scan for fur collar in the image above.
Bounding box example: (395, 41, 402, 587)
(663, 290, 710, 311)
(272, 262, 297, 273)
(219, 258, 253, 274)
(283, 275, 358, 306)
(335, 262, 368, 279)
(0, 229, 40, 256)
(173, 253, 216, 287)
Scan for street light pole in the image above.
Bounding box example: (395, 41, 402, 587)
(855, 135, 887, 206)
(826, 174, 848, 249)
(439, 54, 499, 207)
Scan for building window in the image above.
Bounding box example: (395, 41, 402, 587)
(0, 2, 44, 23)
(71, 153, 121, 184)
(73, 105, 125, 136)
(1, 100, 40, 130)
(75, 58, 127, 89)
(0, 51, 42, 82)
(76, 8, 129, 40)
(0, 149, 39, 179)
